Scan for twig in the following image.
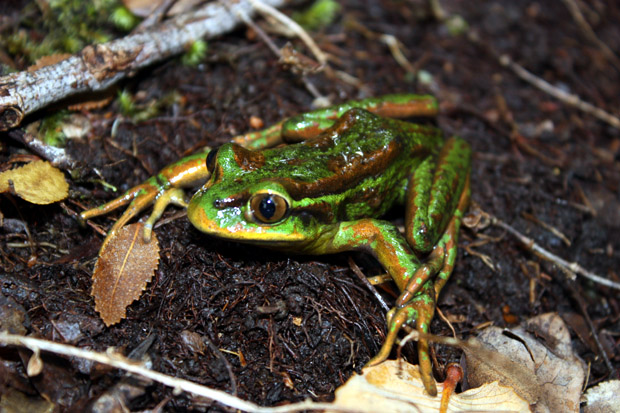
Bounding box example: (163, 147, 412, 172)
(432, 0, 620, 130)
(522, 212, 571, 247)
(347, 256, 391, 312)
(379, 34, 415, 74)
(495, 52, 620, 130)
(490, 215, 620, 290)
(560, 0, 620, 72)
(248, 0, 327, 67)
(135, 0, 176, 31)
(234, 7, 324, 100)
(0, 0, 286, 131)
(0, 333, 356, 413)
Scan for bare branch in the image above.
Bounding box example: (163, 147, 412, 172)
(0, 0, 286, 131)
(0, 333, 355, 412)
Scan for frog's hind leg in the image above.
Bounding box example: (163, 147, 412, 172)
(399, 172, 470, 395)
(370, 167, 470, 395)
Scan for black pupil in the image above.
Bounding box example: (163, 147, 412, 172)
(259, 196, 276, 219)
(206, 148, 218, 171)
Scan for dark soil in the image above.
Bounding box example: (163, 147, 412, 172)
(1, 0, 619, 411)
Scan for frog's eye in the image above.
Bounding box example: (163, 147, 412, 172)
(249, 192, 289, 224)
(206, 147, 219, 173)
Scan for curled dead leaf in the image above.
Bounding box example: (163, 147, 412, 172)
(465, 313, 585, 412)
(331, 360, 529, 413)
(92, 223, 160, 326)
(0, 160, 68, 204)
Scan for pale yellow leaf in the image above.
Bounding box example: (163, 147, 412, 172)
(92, 223, 160, 326)
(0, 161, 68, 204)
(330, 360, 529, 413)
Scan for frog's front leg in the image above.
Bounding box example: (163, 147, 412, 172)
(80, 151, 210, 242)
(377, 138, 470, 396)
(309, 219, 438, 380)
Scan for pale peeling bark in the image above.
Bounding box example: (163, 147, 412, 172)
(0, 0, 286, 131)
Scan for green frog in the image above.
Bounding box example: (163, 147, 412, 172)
(81, 94, 471, 395)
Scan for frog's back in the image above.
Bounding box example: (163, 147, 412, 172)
(261, 108, 444, 221)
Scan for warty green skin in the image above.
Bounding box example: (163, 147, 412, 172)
(189, 108, 450, 251)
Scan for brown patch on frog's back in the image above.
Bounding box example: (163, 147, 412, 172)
(299, 109, 364, 150)
(326, 155, 346, 173)
(232, 144, 266, 171)
(280, 138, 403, 200)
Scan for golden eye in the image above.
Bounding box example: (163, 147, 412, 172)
(249, 192, 289, 224)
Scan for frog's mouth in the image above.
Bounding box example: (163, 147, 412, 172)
(187, 202, 306, 244)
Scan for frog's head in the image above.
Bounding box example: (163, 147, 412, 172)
(187, 143, 329, 248)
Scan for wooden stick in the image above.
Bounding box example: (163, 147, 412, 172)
(0, 0, 286, 131)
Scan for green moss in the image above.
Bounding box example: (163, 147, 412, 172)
(2, 0, 126, 64)
(38, 110, 70, 147)
(110, 6, 140, 31)
(181, 40, 208, 66)
(292, 0, 340, 31)
(118, 89, 183, 122)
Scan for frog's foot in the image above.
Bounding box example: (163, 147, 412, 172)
(367, 283, 438, 396)
(80, 177, 162, 238)
(142, 188, 187, 242)
(80, 176, 188, 242)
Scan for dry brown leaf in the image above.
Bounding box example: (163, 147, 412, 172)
(27, 53, 72, 71)
(67, 96, 113, 112)
(465, 313, 585, 412)
(0, 160, 68, 204)
(330, 360, 529, 413)
(92, 223, 160, 326)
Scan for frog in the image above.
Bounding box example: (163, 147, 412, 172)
(80, 94, 471, 396)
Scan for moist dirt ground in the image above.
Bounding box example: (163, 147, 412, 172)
(0, 0, 619, 411)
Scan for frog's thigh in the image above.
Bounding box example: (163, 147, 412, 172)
(405, 136, 471, 254)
